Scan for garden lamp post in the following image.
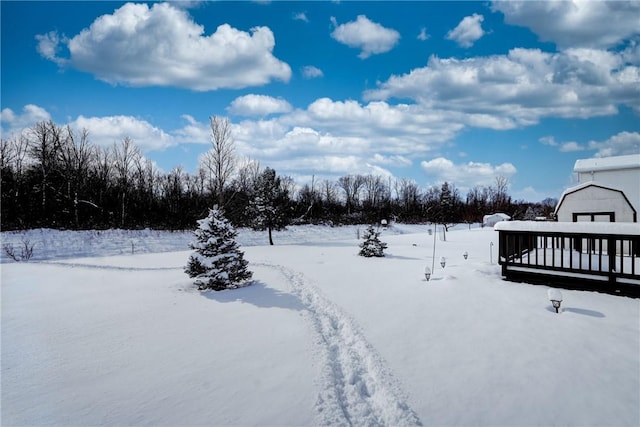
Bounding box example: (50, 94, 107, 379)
(548, 289, 563, 313)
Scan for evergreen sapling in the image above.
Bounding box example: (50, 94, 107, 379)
(185, 208, 252, 290)
(359, 225, 387, 257)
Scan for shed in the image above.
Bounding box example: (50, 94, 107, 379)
(573, 154, 640, 215)
(483, 213, 510, 227)
(554, 182, 637, 223)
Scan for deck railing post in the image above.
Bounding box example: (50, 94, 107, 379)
(608, 236, 616, 286)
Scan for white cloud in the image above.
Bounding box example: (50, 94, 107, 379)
(417, 27, 429, 41)
(539, 136, 558, 146)
(558, 141, 585, 152)
(330, 15, 400, 59)
(539, 136, 584, 152)
(371, 153, 412, 167)
(35, 31, 66, 66)
(446, 13, 485, 48)
(302, 65, 324, 79)
(492, 0, 640, 49)
(293, 12, 309, 22)
(291, 98, 463, 147)
(364, 48, 640, 126)
(227, 94, 292, 117)
(36, 2, 291, 91)
(215, 97, 468, 180)
(169, 1, 204, 10)
(0, 105, 52, 137)
(588, 131, 640, 157)
(172, 114, 210, 145)
(511, 186, 553, 203)
(70, 115, 176, 151)
(420, 157, 516, 190)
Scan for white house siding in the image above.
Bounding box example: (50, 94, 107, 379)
(555, 184, 636, 223)
(574, 154, 640, 215)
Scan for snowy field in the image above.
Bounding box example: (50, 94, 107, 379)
(2, 224, 639, 426)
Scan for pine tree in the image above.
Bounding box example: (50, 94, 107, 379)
(249, 167, 290, 245)
(185, 208, 252, 291)
(358, 225, 387, 257)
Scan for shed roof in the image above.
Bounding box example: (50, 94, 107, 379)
(554, 181, 636, 216)
(483, 213, 510, 220)
(574, 154, 640, 173)
(495, 220, 640, 235)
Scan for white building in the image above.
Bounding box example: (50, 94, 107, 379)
(555, 182, 636, 223)
(555, 154, 640, 223)
(483, 213, 510, 227)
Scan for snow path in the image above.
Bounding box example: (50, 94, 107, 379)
(255, 262, 423, 427)
(37, 260, 182, 271)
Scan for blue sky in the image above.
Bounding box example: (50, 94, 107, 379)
(2, 1, 639, 202)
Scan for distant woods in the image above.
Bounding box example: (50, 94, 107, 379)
(1, 118, 557, 231)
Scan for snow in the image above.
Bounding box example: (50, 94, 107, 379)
(483, 213, 510, 227)
(548, 289, 563, 302)
(2, 224, 639, 426)
(495, 220, 640, 235)
(574, 154, 640, 172)
(557, 180, 621, 197)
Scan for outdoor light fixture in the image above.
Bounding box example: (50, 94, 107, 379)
(547, 289, 563, 313)
(424, 266, 432, 281)
(463, 251, 468, 260)
(440, 257, 446, 268)
(489, 242, 494, 264)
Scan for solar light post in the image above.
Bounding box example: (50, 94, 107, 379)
(463, 251, 468, 260)
(489, 242, 494, 264)
(424, 266, 432, 281)
(430, 223, 437, 278)
(548, 289, 563, 313)
(440, 256, 446, 268)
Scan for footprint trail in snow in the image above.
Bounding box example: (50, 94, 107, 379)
(257, 262, 422, 427)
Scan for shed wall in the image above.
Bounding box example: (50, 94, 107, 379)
(577, 168, 640, 214)
(556, 186, 636, 222)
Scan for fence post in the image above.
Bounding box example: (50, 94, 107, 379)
(608, 237, 616, 286)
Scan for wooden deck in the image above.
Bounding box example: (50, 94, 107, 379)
(495, 221, 640, 297)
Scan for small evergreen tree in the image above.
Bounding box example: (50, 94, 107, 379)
(185, 208, 252, 291)
(249, 167, 290, 245)
(358, 225, 387, 257)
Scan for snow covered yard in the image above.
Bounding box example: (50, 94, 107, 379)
(2, 225, 639, 426)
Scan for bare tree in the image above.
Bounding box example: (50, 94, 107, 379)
(280, 175, 296, 199)
(395, 178, 422, 216)
(194, 166, 208, 197)
(203, 115, 236, 207)
(320, 179, 339, 205)
(59, 126, 94, 227)
(91, 146, 112, 215)
(232, 157, 261, 194)
(1, 133, 28, 204)
(113, 137, 140, 226)
(0, 138, 15, 173)
(338, 174, 365, 215)
(362, 174, 387, 210)
(491, 175, 511, 212)
(162, 166, 185, 215)
(297, 175, 319, 220)
(28, 120, 65, 213)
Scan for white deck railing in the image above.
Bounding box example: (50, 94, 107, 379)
(495, 221, 640, 295)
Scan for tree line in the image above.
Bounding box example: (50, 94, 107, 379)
(1, 118, 557, 233)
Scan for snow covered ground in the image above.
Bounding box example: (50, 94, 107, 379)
(2, 224, 639, 426)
